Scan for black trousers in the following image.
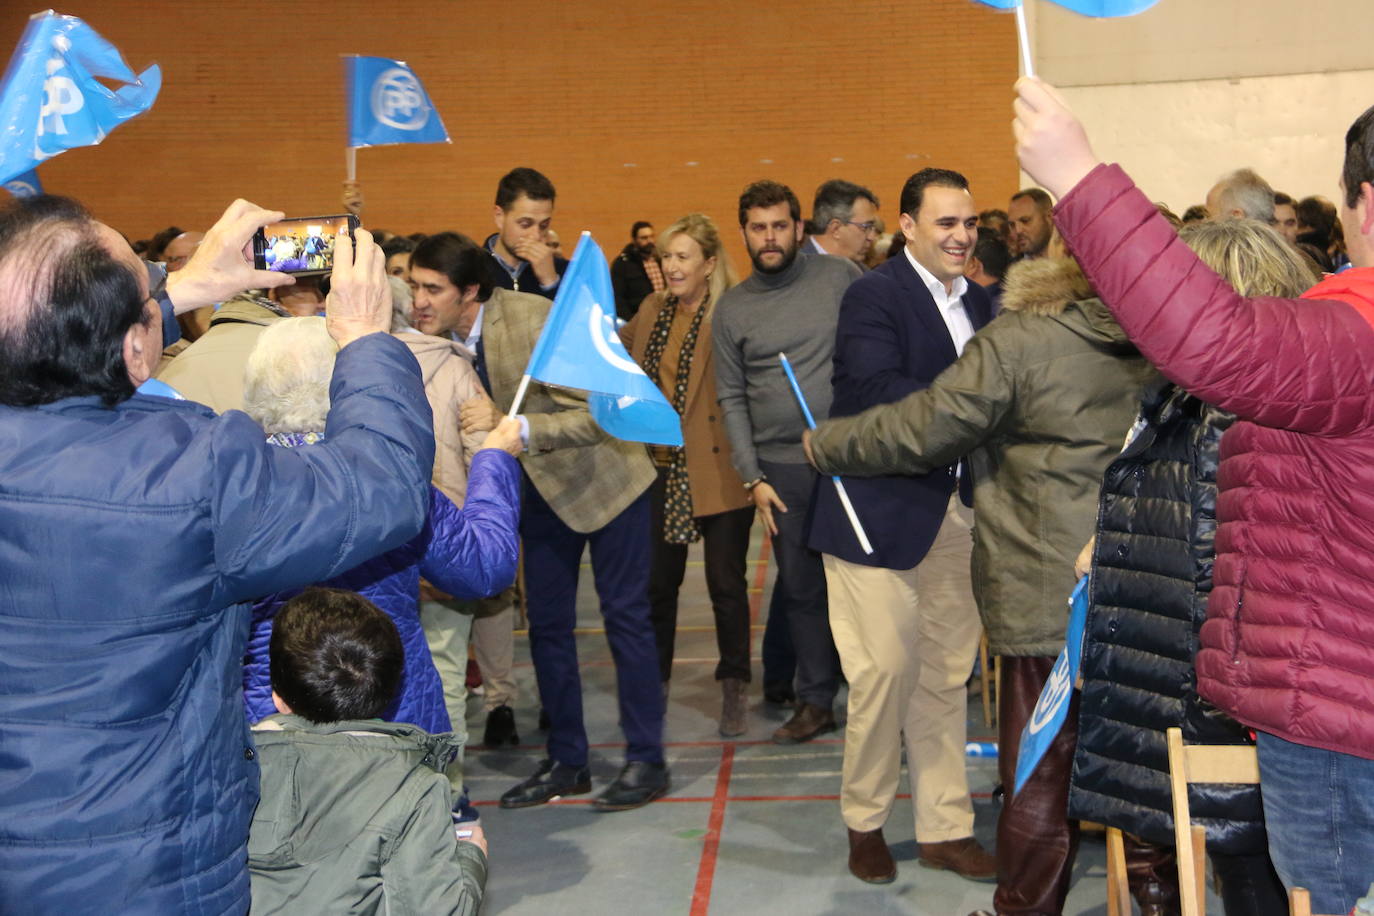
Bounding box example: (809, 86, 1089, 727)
(648, 468, 755, 683)
(758, 459, 840, 708)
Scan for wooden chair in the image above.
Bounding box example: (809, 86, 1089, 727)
(1104, 826, 1131, 916)
(1166, 727, 1262, 916)
(1289, 886, 1344, 916)
(978, 631, 995, 727)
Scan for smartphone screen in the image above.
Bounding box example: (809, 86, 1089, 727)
(252, 214, 359, 275)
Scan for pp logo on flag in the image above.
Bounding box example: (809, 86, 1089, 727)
(1026, 651, 1072, 735)
(370, 68, 429, 131)
(4, 176, 42, 198)
(589, 306, 646, 375)
(38, 39, 85, 142)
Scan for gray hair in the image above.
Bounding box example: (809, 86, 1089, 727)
(1212, 168, 1275, 222)
(810, 179, 878, 234)
(243, 317, 338, 434)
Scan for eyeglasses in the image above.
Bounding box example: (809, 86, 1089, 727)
(844, 220, 879, 236)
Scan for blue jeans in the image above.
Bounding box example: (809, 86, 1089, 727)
(1256, 730, 1374, 913)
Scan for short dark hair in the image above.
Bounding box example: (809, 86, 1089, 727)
(146, 225, 184, 262)
(1295, 196, 1338, 242)
(495, 167, 556, 210)
(899, 168, 970, 217)
(631, 220, 653, 238)
(973, 227, 1011, 280)
(1010, 187, 1054, 212)
(738, 180, 801, 228)
(1182, 204, 1209, 224)
(1343, 104, 1374, 209)
(979, 208, 1009, 225)
(1273, 191, 1294, 207)
(270, 587, 404, 723)
(0, 195, 147, 408)
(411, 231, 493, 302)
(810, 179, 879, 234)
(381, 236, 416, 261)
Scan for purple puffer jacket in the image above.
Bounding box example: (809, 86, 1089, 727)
(243, 449, 521, 732)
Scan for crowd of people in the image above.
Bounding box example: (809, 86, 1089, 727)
(1, 75, 1372, 916)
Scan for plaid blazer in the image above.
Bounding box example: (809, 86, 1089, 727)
(482, 288, 655, 534)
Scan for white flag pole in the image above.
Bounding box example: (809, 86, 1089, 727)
(778, 352, 875, 556)
(1015, 3, 1035, 77)
(508, 373, 533, 419)
(345, 146, 357, 182)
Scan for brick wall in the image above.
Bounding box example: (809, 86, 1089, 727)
(6, 1, 1019, 267)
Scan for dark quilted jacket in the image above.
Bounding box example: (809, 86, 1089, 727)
(243, 451, 521, 733)
(1069, 383, 1268, 854)
(1057, 164, 1374, 760)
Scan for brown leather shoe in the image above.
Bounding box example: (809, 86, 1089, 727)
(771, 702, 836, 744)
(918, 836, 997, 882)
(847, 828, 896, 883)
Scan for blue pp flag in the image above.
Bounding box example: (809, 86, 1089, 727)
(1013, 576, 1090, 794)
(0, 11, 160, 185)
(523, 232, 683, 447)
(972, 0, 1159, 14)
(3, 168, 42, 197)
(345, 56, 449, 148)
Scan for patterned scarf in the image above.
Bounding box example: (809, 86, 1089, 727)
(640, 295, 708, 544)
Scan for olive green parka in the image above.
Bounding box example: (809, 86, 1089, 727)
(810, 257, 1156, 655)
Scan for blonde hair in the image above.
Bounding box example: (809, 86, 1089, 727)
(243, 317, 338, 434)
(658, 213, 738, 312)
(1179, 218, 1319, 299)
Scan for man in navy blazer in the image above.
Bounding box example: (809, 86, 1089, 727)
(809, 169, 996, 885)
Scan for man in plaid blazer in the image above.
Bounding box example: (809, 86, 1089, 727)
(452, 236, 669, 811)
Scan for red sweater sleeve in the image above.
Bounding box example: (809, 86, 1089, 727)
(1055, 164, 1374, 436)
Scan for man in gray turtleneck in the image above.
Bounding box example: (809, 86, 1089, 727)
(713, 179, 861, 743)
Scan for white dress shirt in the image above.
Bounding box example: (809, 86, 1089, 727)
(904, 246, 975, 355)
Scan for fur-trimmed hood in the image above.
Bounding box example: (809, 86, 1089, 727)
(1000, 255, 1132, 349)
(1000, 256, 1095, 316)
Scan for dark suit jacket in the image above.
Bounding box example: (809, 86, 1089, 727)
(808, 254, 992, 568)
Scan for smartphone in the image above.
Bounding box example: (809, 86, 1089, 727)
(252, 214, 359, 275)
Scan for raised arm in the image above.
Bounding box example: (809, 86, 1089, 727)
(214, 228, 435, 599)
(418, 450, 522, 601)
(1015, 77, 1374, 436)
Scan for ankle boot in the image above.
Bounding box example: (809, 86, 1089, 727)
(719, 678, 748, 737)
(1125, 836, 1182, 916)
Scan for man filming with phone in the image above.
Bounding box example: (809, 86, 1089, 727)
(0, 196, 437, 915)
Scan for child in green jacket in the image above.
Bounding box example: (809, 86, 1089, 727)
(248, 587, 487, 915)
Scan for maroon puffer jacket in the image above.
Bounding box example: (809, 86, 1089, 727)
(1056, 164, 1374, 761)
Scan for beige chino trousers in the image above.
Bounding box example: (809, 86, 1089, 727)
(824, 494, 981, 842)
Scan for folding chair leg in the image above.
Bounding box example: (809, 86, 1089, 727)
(1189, 824, 1207, 915)
(1105, 827, 1131, 916)
(979, 632, 993, 728)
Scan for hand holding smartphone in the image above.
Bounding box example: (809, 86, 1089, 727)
(253, 214, 360, 276)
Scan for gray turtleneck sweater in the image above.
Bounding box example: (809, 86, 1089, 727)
(713, 251, 861, 482)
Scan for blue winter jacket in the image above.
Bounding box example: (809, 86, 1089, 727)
(0, 335, 434, 915)
(243, 450, 521, 733)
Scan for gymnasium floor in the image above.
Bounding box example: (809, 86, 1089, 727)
(463, 529, 1139, 916)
